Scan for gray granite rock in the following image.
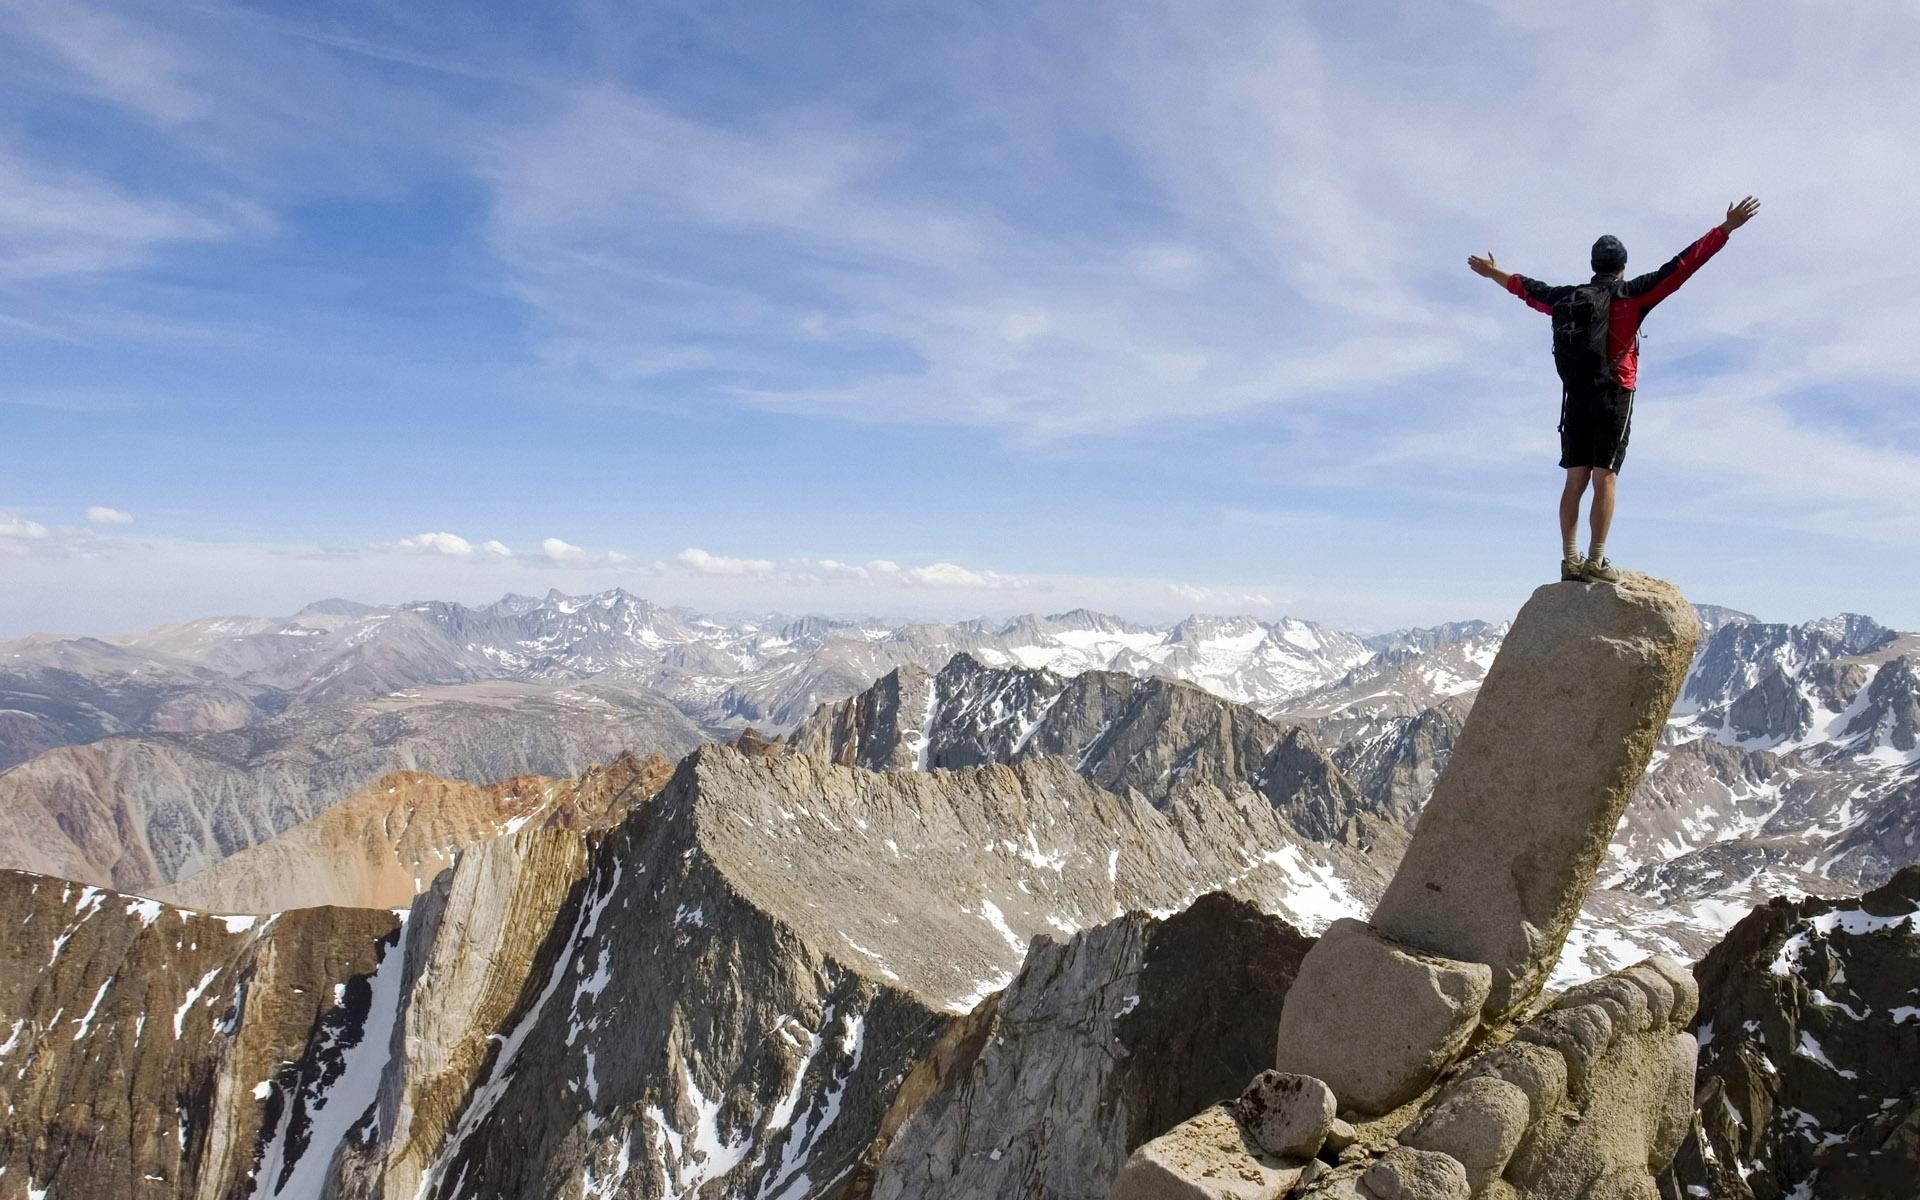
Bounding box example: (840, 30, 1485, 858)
(1109, 1105, 1303, 1200)
(1368, 574, 1699, 1026)
(1358, 1145, 1471, 1199)
(1233, 1070, 1337, 1159)
(1274, 918, 1491, 1116)
(1397, 1074, 1530, 1192)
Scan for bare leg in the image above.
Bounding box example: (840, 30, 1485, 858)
(1588, 468, 1617, 555)
(1559, 468, 1592, 551)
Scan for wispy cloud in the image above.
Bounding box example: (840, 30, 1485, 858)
(3, 2, 1918, 634)
(0, 511, 50, 539)
(83, 505, 133, 525)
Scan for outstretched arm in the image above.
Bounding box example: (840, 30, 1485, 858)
(1473, 252, 1562, 314)
(1622, 196, 1759, 307)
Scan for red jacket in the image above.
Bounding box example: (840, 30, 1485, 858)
(1505, 225, 1728, 390)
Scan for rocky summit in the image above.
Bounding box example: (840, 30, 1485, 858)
(1368, 572, 1699, 1026)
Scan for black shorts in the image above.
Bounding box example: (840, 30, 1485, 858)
(1559, 384, 1634, 472)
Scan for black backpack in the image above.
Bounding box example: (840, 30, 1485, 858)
(1551, 282, 1618, 391)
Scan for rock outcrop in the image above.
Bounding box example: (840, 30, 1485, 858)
(1664, 864, 1920, 1200)
(1272, 574, 1696, 1125)
(1112, 573, 1706, 1199)
(1366, 574, 1699, 1027)
(1114, 954, 1700, 1200)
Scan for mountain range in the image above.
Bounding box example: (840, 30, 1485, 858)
(4, 577, 1914, 1199)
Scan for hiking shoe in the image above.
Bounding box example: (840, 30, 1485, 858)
(1559, 555, 1586, 582)
(1582, 556, 1621, 583)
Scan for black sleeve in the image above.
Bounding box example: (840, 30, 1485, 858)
(1510, 274, 1573, 313)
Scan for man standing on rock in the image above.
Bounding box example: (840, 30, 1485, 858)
(1467, 196, 1760, 583)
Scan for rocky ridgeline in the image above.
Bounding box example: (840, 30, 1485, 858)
(1664, 865, 1920, 1200)
(332, 746, 1390, 1198)
(1109, 572, 1704, 1199)
(0, 730, 1391, 1197)
(789, 653, 1386, 847)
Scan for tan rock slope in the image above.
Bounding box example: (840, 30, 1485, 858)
(153, 752, 672, 913)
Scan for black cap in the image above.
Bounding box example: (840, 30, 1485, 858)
(1591, 235, 1627, 273)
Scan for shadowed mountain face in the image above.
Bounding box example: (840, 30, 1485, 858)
(0, 872, 400, 1197)
(1666, 866, 1920, 1200)
(787, 653, 1379, 846)
(0, 680, 703, 894)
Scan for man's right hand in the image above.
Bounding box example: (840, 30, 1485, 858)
(1467, 252, 1510, 287)
(1722, 196, 1760, 232)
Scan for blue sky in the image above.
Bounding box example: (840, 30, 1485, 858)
(3, 0, 1918, 635)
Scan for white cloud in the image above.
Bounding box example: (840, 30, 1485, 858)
(479, 539, 513, 557)
(903, 561, 1016, 590)
(542, 537, 585, 561)
(85, 505, 133, 525)
(0, 148, 267, 282)
(392, 532, 475, 556)
(674, 547, 773, 576)
(1, 512, 50, 539)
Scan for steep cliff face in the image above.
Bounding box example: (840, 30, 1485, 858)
(0, 681, 703, 894)
(863, 893, 1313, 1200)
(326, 824, 598, 1199)
(153, 752, 673, 913)
(0, 871, 398, 1198)
(1665, 865, 1920, 1200)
